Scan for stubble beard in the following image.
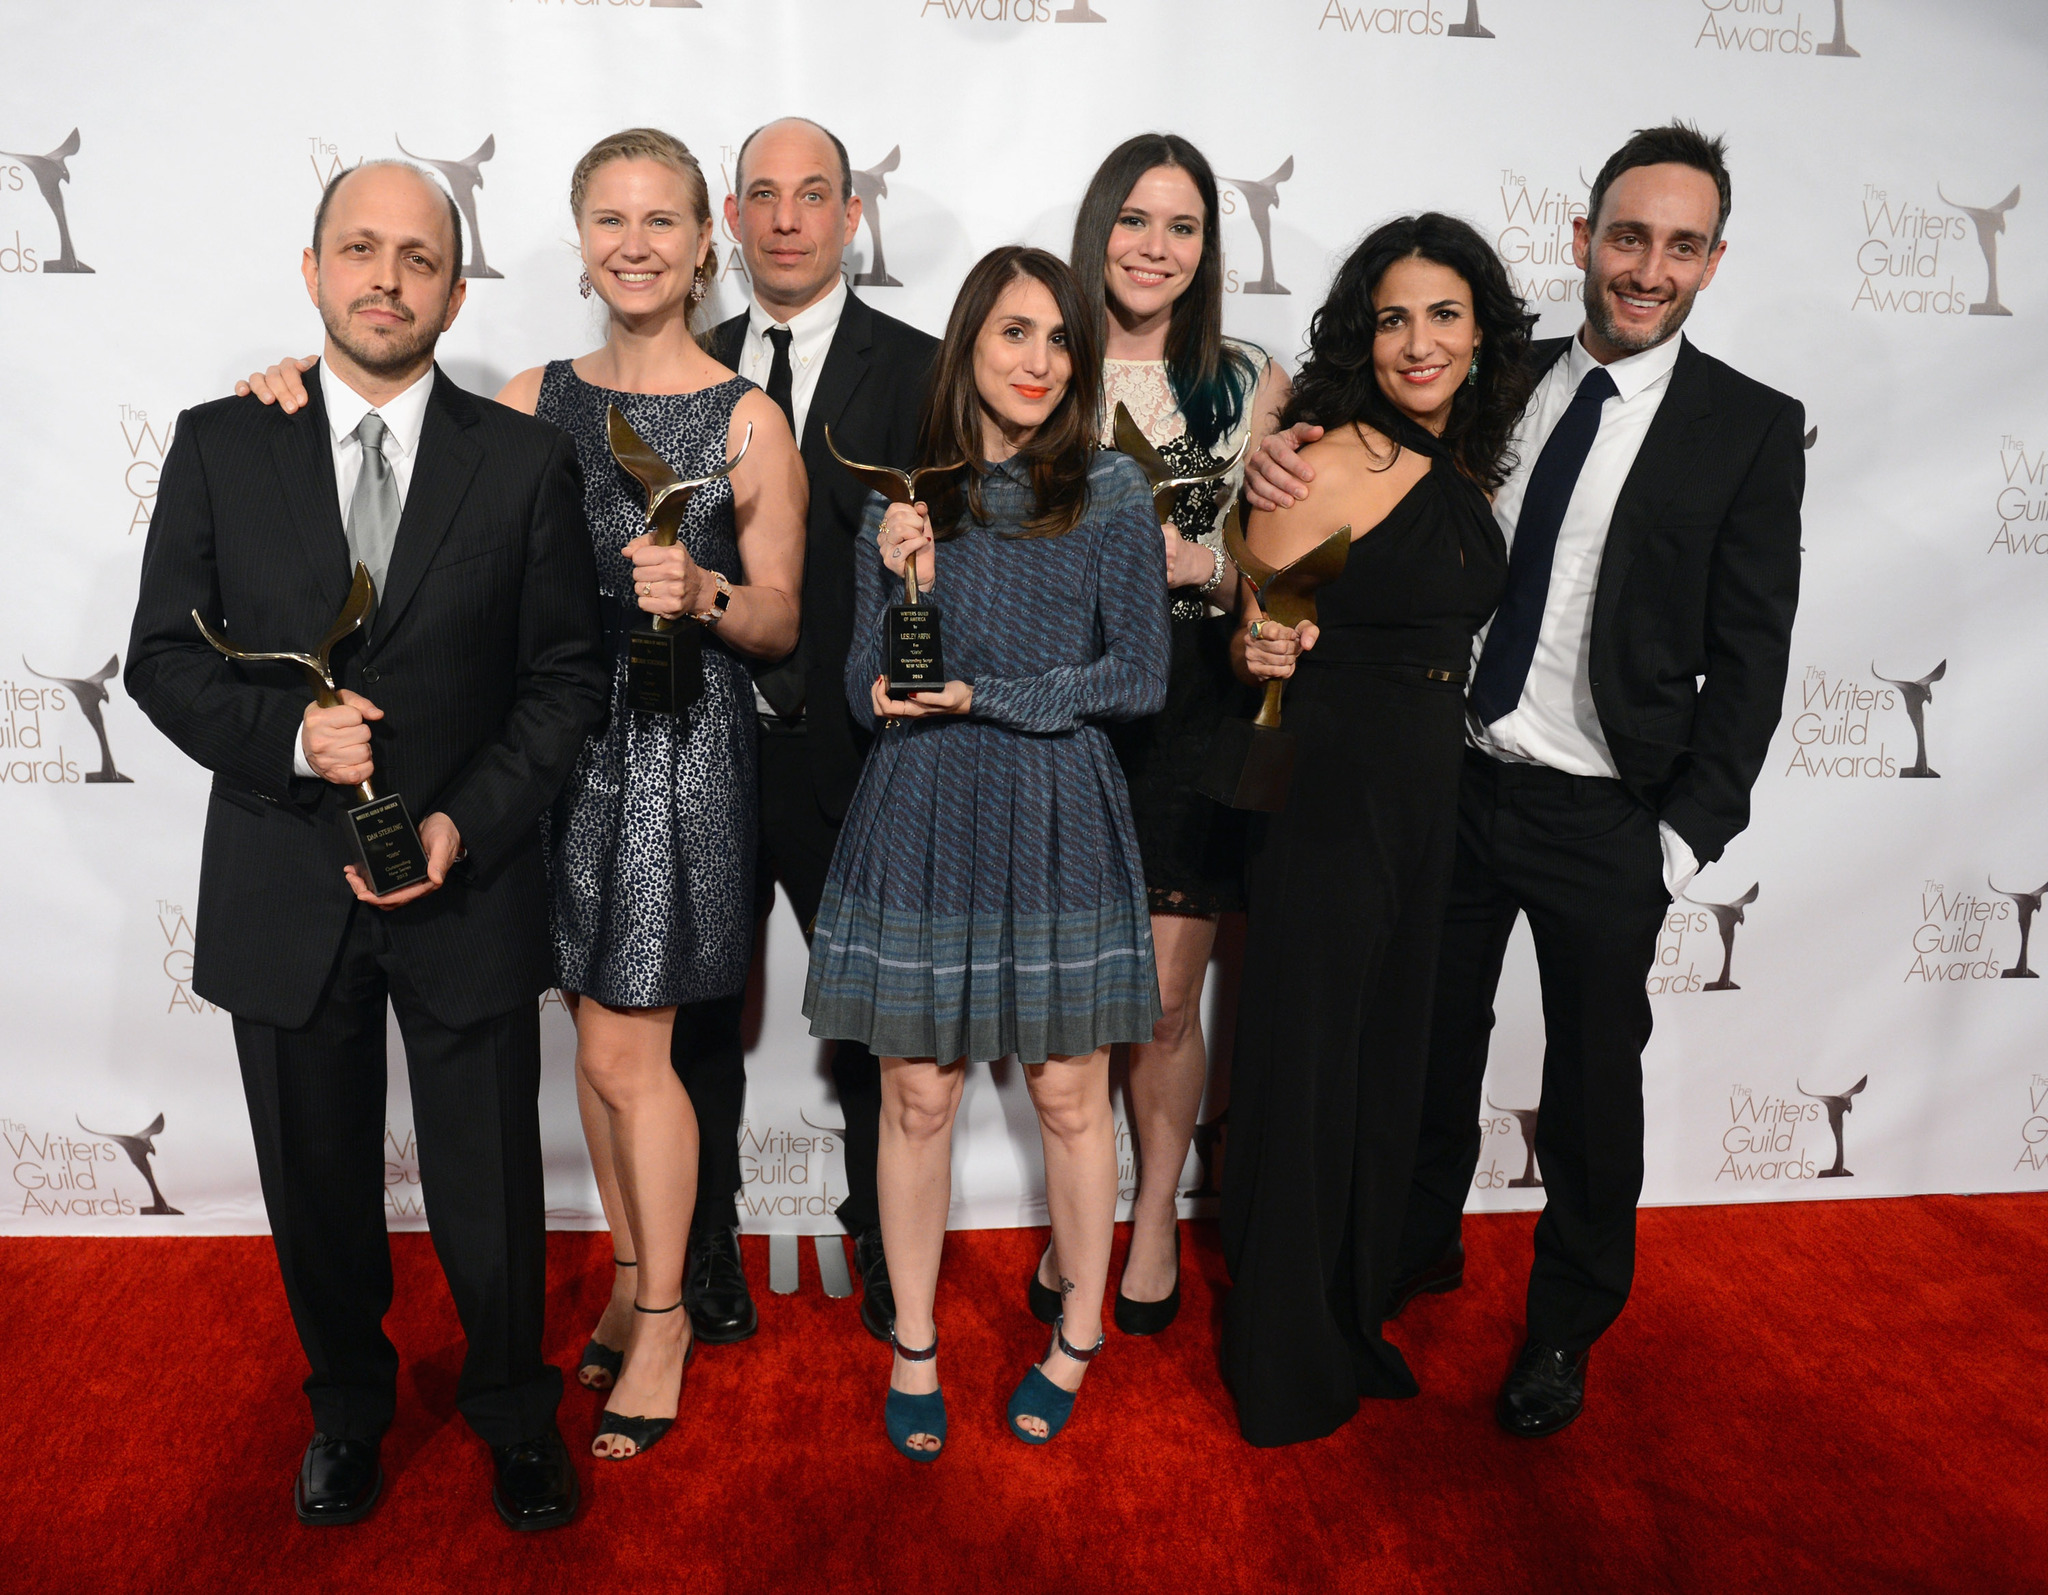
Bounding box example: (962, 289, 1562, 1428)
(1582, 269, 1698, 356)
(321, 289, 444, 378)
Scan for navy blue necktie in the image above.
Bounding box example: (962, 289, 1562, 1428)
(1470, 363, 1618, 725)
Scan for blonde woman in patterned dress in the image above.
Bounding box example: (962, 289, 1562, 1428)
(1026, 135, 1289, 1337)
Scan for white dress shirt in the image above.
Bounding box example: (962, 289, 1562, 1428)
(294, 361, 434, 779)
(1470, 330, 1699, 894)
(735, 274, 848, 447)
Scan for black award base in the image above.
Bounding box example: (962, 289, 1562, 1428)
(347, 791, 432, 897)
(626, 625, 705, 716)
(1196, 718, 1297, 812)
(886, 604, 946, 698)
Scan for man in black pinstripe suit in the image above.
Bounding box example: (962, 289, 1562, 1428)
(127, 163, 607, 1531)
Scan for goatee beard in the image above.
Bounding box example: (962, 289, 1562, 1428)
(321, 296, 442, 377)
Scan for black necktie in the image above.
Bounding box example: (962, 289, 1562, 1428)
(765, 325, 795, 435)
(751, 323, 806, 719)
(1470, 363, 1619, 726)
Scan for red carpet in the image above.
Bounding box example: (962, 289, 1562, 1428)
(3, 1196, 2042, 1593)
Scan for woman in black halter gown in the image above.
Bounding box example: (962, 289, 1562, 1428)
(1220, 215, 1534, 1447)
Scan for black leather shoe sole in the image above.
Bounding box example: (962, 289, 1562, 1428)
(1495, 1347, 1587, 1439)
(1495, 1389, 1585, 1438)
(295, 1466, 382, 1527)
(1384, 1242, 1465, 1321)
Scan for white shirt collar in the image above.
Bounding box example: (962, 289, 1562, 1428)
(320, 359, 436, 458)
(1564, 325, 1683, 404)
(746, 275, 849, 352)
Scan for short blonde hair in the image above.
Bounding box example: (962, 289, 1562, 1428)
(569, 127, 718, 309)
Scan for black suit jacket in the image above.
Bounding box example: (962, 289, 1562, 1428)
(711, 289, 937, 821)
(127, 364, 608, 1031)
(1530, 335, 1803, 864)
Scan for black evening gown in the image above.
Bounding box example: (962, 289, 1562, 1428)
(1220, 440, 1506, 1447)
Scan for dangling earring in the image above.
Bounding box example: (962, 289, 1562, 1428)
(688, 276, 707, 306)
(1466, 349, 1482, 387)
(578, 269, 594, 301)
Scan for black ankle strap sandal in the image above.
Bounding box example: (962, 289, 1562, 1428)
(890, 1327, 938, 1362)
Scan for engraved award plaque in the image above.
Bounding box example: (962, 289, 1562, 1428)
(823, 426, 966, 697)
(605, 406, 753, 716)
(193, 563, 431, 896)
(1196, 507, 1351, 812)
(1110, 399, 1247, 532)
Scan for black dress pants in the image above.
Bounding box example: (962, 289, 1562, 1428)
(672, 719, 882, 1235)
(232, 906, 560, 1446)
(1395, 747, 1671, 1356)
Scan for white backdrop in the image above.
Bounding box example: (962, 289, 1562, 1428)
(3, 0, 2044, 1237)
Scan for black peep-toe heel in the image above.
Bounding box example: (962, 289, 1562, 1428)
(592, 1299, 692, 1461)
(577, 1257, 634, 1390)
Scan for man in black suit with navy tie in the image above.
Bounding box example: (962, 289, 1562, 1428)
(128, 162, 607, 1527)
(669, 117, 938, 1346)
(1247, 124, 1804, 1436)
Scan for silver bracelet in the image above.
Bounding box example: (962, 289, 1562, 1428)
(1195, 543, 1228, 596)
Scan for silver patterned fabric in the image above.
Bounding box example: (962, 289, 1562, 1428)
(538, 363, 757, 1008)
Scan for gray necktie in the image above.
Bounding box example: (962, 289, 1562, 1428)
(346, 413, 401, 598)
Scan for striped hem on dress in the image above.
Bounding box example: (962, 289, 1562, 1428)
(803, 887, 1162, 1066)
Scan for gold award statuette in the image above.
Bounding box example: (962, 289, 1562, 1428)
(193, 563, 431, 897)
(1110, 399, 1248, 530)
(824, 425, 967, 698)
(605, 405, 753, 716)
(1195, 506, 1351, 812)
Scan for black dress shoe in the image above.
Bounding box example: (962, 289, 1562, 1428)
(852, 1226, 896, 1343)
(1495, 1339, 1587, 1438)
(295, 1433, 381, 1526)
(685, 1224, 758, 1344)
(491, 1425, 579, 1532)
(1113, 1224, 1182, 1336)
(1384, 1240, 1465, 1321)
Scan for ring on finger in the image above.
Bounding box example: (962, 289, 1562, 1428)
(1249, 620, 1264, 641)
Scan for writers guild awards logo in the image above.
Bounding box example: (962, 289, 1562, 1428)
(23, 655, 132, 783)
(1447, 0, 1493, 34)
(1681, 883, 1757, 991)
(1696, 0, 1856, 56)
(76, 1115, 182, 1214)
(1816, 0, 1858, 54)
(650, 0, 702, 7)
(851, 147, 903, 288)
(0, 127, 92, 273)
(1993, 434, 2048, 556)
(1054, 1, 1107, 18)
(120, 406, 169, 536)
(1222, 158, 1293, 295)
(1870, 660, 1943, 777)
(2017, 1076, 2048, 1175)
(1990, 877, 2046, 978)
(1797, 1077, 1866, 1178)
(1490, 1098, 1541, 1187)
(397, 135, 504, 280)
(1492, 170, 1584, 311)
(1940, 183, 2020, 317)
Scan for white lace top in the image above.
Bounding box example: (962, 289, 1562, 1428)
(1101, 342, 1267, 617)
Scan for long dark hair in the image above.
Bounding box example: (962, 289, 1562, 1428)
(1069, 133, 1257, 452)
(1284, 213, 1535, 490)
(918, 245, 1103, 542)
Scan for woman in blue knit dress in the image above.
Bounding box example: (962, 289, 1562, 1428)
(804, 246, 1169, 1459)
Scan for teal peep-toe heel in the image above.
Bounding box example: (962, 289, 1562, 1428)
(1006, 1316, 1103, 1446)
(884, 1328, 946, 1463)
